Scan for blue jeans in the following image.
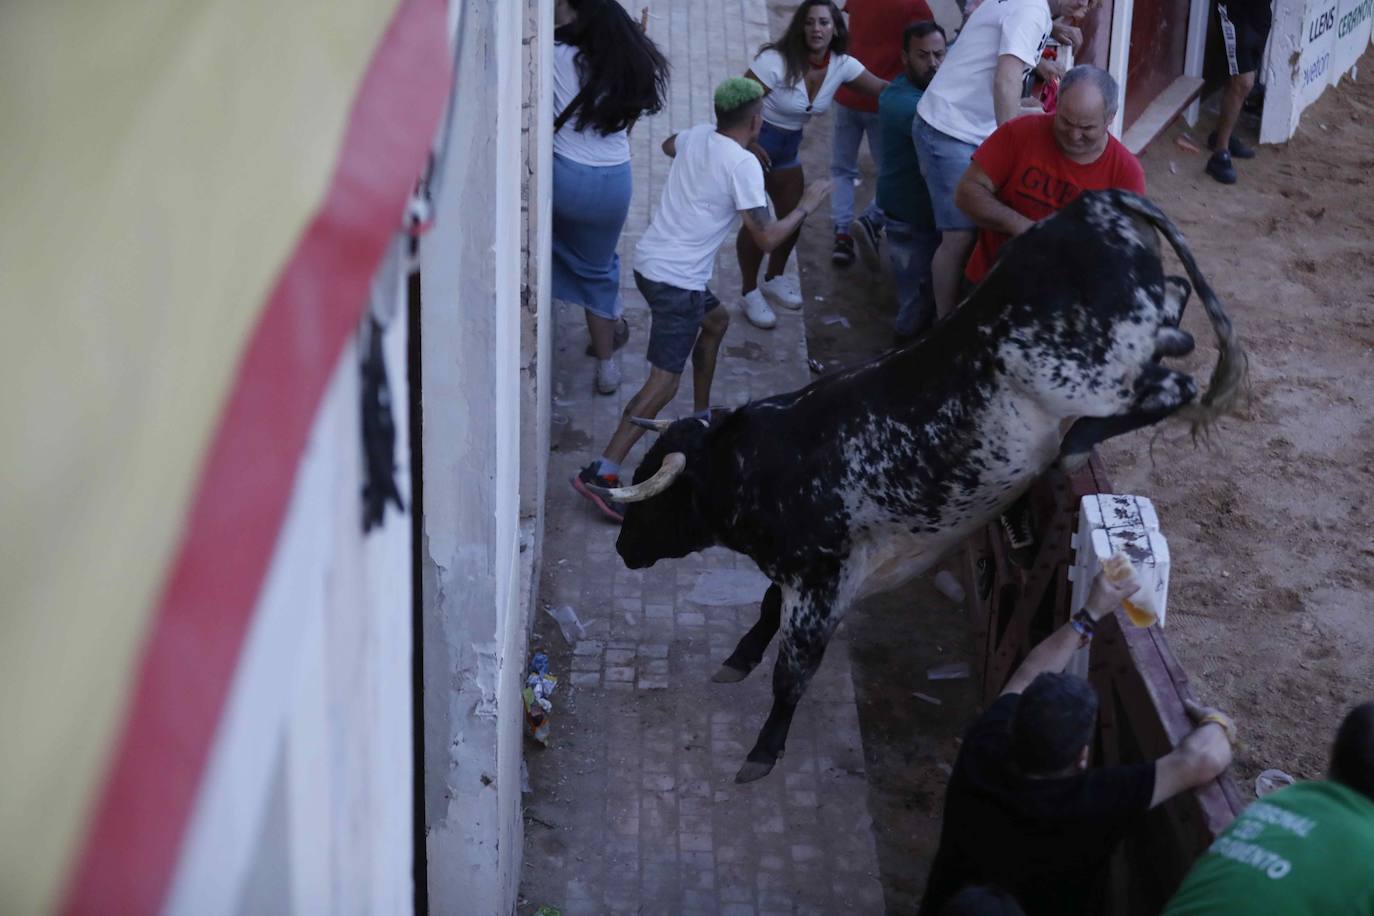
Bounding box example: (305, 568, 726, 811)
(913, 115, 978, 232)
(830, 104, 884, 235)
(885, 217, 938, 336)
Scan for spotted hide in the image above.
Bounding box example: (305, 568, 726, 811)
(605, 190, 1246, 783)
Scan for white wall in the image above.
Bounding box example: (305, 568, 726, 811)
(164, 240, 415, 915)
(1261, 0, 1373, 142)
(418, 0, 534, 911)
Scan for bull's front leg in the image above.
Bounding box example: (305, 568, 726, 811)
(713, 583, 781, 683)
(736, 585, 838, 783)
(1057, 364, 1199, 469)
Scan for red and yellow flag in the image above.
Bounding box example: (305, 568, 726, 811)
(0, 1, 449, 911)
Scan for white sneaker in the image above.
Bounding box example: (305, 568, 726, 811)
(741, 289, 777, 329)
(595, 358, 621, 394)
(760, 273, 803, 309)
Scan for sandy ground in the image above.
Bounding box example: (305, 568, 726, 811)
(785, 49, 1374, 912)
(1103, 67, 1374, 790)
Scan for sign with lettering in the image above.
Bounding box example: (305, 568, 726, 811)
(1333, 0, 1374, 76)
(1261, 0, 1373, 142)
(1298, 1, 1337, 112)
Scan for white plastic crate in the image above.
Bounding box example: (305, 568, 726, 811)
(1065, 494, 1171, 676)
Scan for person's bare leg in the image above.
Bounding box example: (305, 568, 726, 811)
(931, 229, 975, 318)
(585, 309, 616, 360)
(737, 223, 766, 296)
(691, 306, 730, 412)
(1214, 71, 1256, 153)
(764, 166, 805, 280)
(602, 366, 681, 465)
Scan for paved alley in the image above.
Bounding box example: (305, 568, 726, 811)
(518, 0, 884, 912)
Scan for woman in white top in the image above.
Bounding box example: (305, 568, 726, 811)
(735, 0, 888, 328)
(552, 0, 668, 393)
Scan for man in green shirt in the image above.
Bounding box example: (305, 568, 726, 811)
(1165, 701, 1374, 914)
(875, 20, 946, 342)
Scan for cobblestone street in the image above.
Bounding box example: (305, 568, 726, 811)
(518, 0, 884, 911)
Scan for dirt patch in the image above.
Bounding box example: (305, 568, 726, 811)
(1103, 64, 1374, 790)
(787, 50, 1374, 913)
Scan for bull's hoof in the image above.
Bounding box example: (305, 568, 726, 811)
(734, 759, 777, 783)
(711, 663, 750, 683)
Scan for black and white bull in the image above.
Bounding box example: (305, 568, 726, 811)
(592, 190, 1247, 783)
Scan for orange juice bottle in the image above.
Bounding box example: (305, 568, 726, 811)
(1101, 552, 1158, 627)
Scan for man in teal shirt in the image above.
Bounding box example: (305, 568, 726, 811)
(1165, 701, 1374, 914)
(876, 20, 946, 341)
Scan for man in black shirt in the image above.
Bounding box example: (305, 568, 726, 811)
(920, 569, 1236, 916)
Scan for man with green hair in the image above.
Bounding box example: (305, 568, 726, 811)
(572, 77, 830, 522)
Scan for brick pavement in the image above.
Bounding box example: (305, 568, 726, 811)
(519, 1, 884, 912)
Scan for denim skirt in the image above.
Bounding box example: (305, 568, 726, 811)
(552, 153, 633, 319)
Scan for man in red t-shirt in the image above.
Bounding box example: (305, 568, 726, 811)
(830, 0, 934, 268)
(954, 64, 1145, 285)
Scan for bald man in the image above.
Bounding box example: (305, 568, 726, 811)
(954, 65, 1145, 288)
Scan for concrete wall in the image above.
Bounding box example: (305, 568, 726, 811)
(419, 0, 537, 911)
(165, 241, 415, 915)
(522, 0, 554, 536)
(1261, 0, 1373, 142)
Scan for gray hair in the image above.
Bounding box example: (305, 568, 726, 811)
(1059, 65, 1119, 120)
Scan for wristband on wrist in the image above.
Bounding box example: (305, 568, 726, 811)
(797, 205, 809, 220)
(1069, 609, 1095, 644)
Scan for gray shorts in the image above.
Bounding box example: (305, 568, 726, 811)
(635, 271, 721, 373)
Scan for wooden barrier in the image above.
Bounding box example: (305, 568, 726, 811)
(963, 453, 1246, 913)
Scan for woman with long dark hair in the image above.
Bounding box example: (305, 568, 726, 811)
(735, 0, 888, 329)
(553, 0, 669, 393)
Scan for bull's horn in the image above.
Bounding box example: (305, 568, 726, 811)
(589, 452, 687, 503)
(629, 416, 673, 432)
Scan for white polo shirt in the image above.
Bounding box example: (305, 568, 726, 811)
(750, 48, 868, 131)
(916, 0, 1052, 145)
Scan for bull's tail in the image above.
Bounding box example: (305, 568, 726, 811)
(1110, 190, 1250, 442)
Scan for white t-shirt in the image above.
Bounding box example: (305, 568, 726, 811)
(634, 124, 768, 290)
(750, 48, 868, 131)
(552, 41, 631, 166)
(915, 0, 1051, 145)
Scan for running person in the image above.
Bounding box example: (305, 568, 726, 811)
(736, 0, 889, 329)
(571, 79, 831, 522)
(551, 0, 669, 393)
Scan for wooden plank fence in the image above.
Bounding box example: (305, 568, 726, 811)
(962, 453, 1246, 913)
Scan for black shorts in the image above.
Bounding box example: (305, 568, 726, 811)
(1217, 0, 1272, 76)
(634, 271, 722, 373)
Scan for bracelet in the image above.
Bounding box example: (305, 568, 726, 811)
(1069, 609, 1095, 644)
(797, 205, 809, 220)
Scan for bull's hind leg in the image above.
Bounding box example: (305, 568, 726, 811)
(713, 583, 781, 683)
(736, 588, 837, 783)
